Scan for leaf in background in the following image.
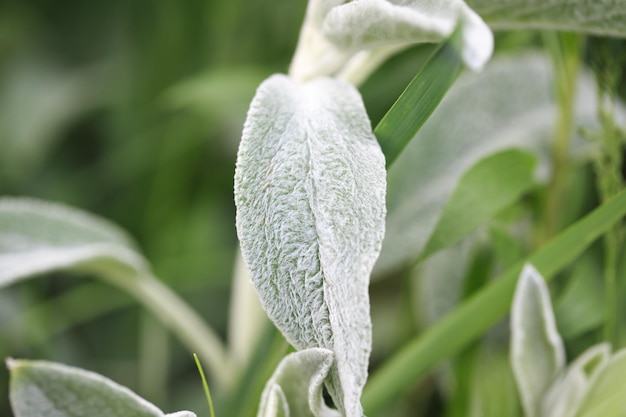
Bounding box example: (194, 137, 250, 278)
(0, 197, 230, 389)
(542, 343, 610, 417)
(467, 0, 626, 38)
(235, 74, 386, 417)
(420, 149, 536, 261)
(0, 197, 148, 285)
(510, 264, 565, 417)
(258, 348, 340, 417)
(576, 349, 626, 417)
(377, 52, 618, 275)
(7, 359, 196, 417)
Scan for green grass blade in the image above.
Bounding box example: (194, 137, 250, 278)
(193, 354, 216, 417)
(374, 33, 464, 168)
(363, 188, 626, 415)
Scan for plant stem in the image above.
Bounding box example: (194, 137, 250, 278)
(537, 32, 582, 244)
(114, 272, 234, 391)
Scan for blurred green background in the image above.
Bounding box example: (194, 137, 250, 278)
(0, 1, 426, 415)
(2, 1, 625, 417)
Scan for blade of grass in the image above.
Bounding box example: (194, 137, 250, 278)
(374, 31, 464, 168)
(194, 354, 216, 417)
(363, 187, 626, 416)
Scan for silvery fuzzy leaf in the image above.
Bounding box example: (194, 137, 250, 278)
(576, 349, 626, 417)
(322, 0, 493, 71)
(467, 0, 626, 38)
(7, 359, 196, 417)
(290, 0, 492, 82)
(235, 74, 386, 417)
(510, 264, 565, 417)
(258, 348, 341, 417)
(542, 343, 611, 417)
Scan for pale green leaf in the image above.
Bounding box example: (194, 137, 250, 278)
(576, 349, 626, 417)
(0, 197, 148, 285)
(420, 149, 536, 261)
(7, 359, 196, 417)
(467, 0, 626, 38)
(511, 264, 565, 417)
(258, 349, 340, 417)
(0, 197, 231, 389)
(234, 74, 386, 417)
(323, 0, 493, 71)
(542, 344, 611, 417)
(377, 52, 614, 275)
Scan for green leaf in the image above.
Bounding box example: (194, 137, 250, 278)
(420, 149, 536, 261)
(510, 265, 565, 417)
(543, 344, 610, 417)
(0, 197, 231, 389)
(576, 349, 626, 417)
(362, 187, 626, 416)
(7, 359, 196, 417)
(374, 35, 464, 167)
(0, 198, 148, 285)
(258, 349, 340, 417)
(377, 52, 611, 275)
(467, 0, 626, 38)
(234, 74, 386, 417)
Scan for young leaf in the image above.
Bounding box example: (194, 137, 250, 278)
(510, 264, 565, 417)
(419, 149, 536, 261)
(576, 349, 626, 417)
(467, 0, 626, 38)
(542, 343, 610, 417)
(235, 74, 386, 417)
(258, 348, 340, 417)
(7, 358, 196, 417)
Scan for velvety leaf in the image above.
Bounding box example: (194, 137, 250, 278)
(542, 344, 610, 417)
(576, 349, 626, 417)
(7, 359, 196, 417)
(510, 265, 565, 417)
(258, 349, 340, 417)
(467, 0, 626, 38)
(234, 74, 386, 417)
(0, 197, 148, 286)
(323, 0, 493, 71)
(420, 149, 536, 261)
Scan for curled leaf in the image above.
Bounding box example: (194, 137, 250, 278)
(510, 264, 565, 417)
(289, 0, 493, 82)
(258, 348, 340, 417)
(235, 74, 386, 417)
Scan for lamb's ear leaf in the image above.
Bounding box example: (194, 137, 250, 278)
(258, 349, 340, 417)
(542, 343, 610, 417)
(322, 0, 493, 71)
(467, 0, 626, 38)
(576, 349, 626, 417)
(7, 358, 196, 417)
(510, 264, 565, 417)
(235, 74, 386, 417)
(0, 197, 148, 286)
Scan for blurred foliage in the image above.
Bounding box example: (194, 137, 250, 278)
(0, 1, 625, 417)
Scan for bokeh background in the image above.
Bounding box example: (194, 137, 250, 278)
(0, 1, 425, 415)
(2, 1, 625, 417)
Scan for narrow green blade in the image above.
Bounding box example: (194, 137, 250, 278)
(363, 187, 626, 415)
(374, 34, 464, 167)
